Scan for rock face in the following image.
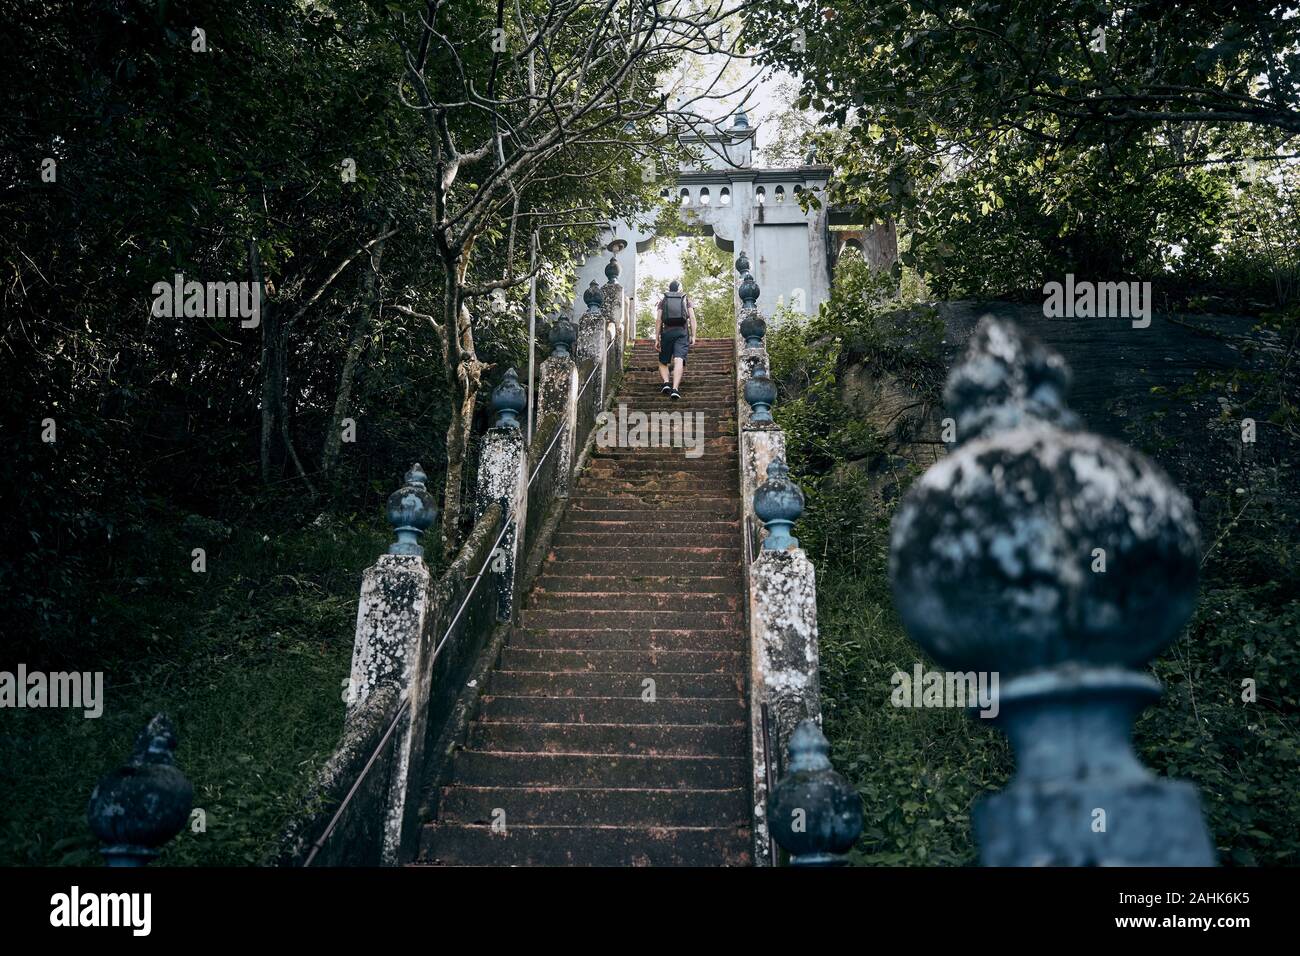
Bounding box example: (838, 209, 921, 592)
(418, 339, 752, 866)
(837, 300, 1280, 508)
(838, 363, 945, 470)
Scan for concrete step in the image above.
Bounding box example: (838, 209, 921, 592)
(475, 694, 746, 724)
(565, 496, 739, 509)
(437, 785, 750, 826)
(488, 670, 743, 698)
(509, 627, 742, 651)
(450, 750, 748, 788)
(540, 563, 742, 581)
(532, 573, 739, 592)
(584, 464, 738, 478)
(527, 591, 739, 612)
(499, 648, 743, 674)
(574, 478, 740, 494)
(544, 547, 740, 567)
(466, 720, 747, 755)
(418, 822, 751, 866)
(560, 506, 740, 521)
(519, 608, 740, 630)
(555, 521, 739, 536)
(592, 446, 738, 459)
(550, 531, 737, 549)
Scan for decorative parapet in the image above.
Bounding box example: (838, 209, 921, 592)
(768, 720, 862, 866)
(732, 254, 825, 867)
(538, 350, 579, 498)
(600, 278, 625, 374)
(889, 316, 1214, 866)
(474, 423, 528, 622)
(576, 288, 606, 368)
(287, 254, 627, 866)
(343, 465, 442, 865)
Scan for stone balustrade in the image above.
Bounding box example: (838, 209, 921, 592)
(733, 252, 825, 867)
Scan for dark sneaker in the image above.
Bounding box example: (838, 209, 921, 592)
(661, 383, 672, 395)
(670, 388, 681, 401)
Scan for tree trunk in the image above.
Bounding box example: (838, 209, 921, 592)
(322, 223, 390, 475)
(862, 220, 899, 272)
(437, 251, 488, 556)
(251, 239, 286, 484)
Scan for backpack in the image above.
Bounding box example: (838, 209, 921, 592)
(661, 291, 688, 327)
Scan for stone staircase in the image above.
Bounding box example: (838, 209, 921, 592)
(418, 338, 751, 865)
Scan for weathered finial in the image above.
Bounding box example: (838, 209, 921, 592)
(888, 316, 1213, 866)
(754, 457, 804, 550)
(604, 255, 621, 282)
(490, 367, 527, 429)
(548, 312, 577, 358)
(943, 316, 1080, 447)
(768, 720, 862, 866)
(739, 310, 767, 348)
(386, 463, 437, 556)
(583, 279, 603, 312)
(744, 365, 777, 423)
(738, 271, 760, 308)
(735, 251, 751, 275)
(87, 714, 194, 866)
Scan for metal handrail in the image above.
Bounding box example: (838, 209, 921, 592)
(760, 700, 778, 866)
(303, 694, 408, 867)
(304, 335, 615, 865)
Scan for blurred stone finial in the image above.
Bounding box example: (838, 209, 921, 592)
(738, 272, 760, 308)
(943, 317, 1081, 447)
(754, 457, 804, 551)
(490, 367, 527, 429)
(888, 316, 1213, 866)
(386, 463, 437, 556)
(87, 714, 193, 866)
(604, 255, 621, 282)
(735, 251, 751, 275)
(583, 280, 603, 313)
(768, 720, 862, 866)
(744, 365, 777, 423)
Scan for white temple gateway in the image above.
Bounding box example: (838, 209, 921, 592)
(571, 110, 897, 331)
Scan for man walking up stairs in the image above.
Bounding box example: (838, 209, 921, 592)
(418, 338, 751, 866)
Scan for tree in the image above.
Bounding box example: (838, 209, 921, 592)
(680, 237, 735, 337)
(744, 1, 1298, 293)
(392, 0, 760, 547)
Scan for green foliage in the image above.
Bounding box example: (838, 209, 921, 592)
(769, 307, 1009, 864)
(0, 507, 394, 866)
(770, 253, 1300, 868)
(746, 1, 1299, 306)
(679, 238, 734, 338)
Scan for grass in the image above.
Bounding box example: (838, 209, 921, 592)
(0, 507, 394, 866)
(811, 512, 1011, 866)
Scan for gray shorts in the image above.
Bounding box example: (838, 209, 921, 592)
(659, 329, 689, 365)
